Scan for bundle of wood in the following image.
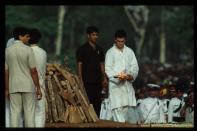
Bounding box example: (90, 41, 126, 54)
(45, 63, 98, 124)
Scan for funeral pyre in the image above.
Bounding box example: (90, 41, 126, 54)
(45, 63, 98, 124)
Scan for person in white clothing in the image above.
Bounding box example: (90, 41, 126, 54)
(103, 29, 139, 122)
(6, 37, 24, 128)
(6, 38, 15, 48)
(29, 28, 47, 127)
(5, 37, 15, 127)
(5, 26, 42, 127)
(139, 84, 165, 124)
(168, 86, 185, 123)
(132, 89, 146, 124)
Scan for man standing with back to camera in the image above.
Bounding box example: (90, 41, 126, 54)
(76, 26, 108, 116)
(5, 26, 42, 127)
(29, 28, 47, 127)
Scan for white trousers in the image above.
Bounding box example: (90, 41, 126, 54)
(6, 88, 46, 128)
(111, 106, 129, 122)
(9, 92, 35, 127)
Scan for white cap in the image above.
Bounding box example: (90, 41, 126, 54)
(147, 84, 160, 89)
(190, 81, 194, 85)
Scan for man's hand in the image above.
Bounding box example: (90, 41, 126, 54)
(36, 88, 42, 100)
(102, 77, 108, 88)
(117, 72, 127, 81)
(126, 74, 133, 81)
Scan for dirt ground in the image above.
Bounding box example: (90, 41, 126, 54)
(45, 120, 140, 128)
(45, 120, 193, 128)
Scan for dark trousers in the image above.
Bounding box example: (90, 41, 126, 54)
(84, 83, 102, 116)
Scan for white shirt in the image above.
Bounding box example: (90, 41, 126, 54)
(168, 97, 185, 123)
(31, 45, 47, 127)
(31, 45, 47, 86)
(6, 38, 15, 48)
(161, 98, 170, 114)
(139, 97, 165, 123)
(5, 40, 36, 93)
(105, 45, 139, 109)
(185, 105, 194, 123)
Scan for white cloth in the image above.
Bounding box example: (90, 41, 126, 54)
(127, 106, 141, 124)
(160, 98, 170, 123)
(185, 106, 194, 124)
(5, 103, 23, 128)
(139, 97, 165, 123)
(6, 100, 10, 127)
(31, 45, 47, 127)
(104, 45, 139, 122)
(99, 98, 112, 120)
(168, 97, 185, 123)
(6, 38, 15, 48)
(135, 98, 144, 123)
(5, 100, 23, 128)
(136, 99, 143, 106)
(111, 106, 129, 122)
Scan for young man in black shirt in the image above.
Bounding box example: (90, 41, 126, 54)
(76, 26, 108, 116)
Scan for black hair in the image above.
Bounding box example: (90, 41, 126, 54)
(13, 26, 30, 40)
(115, 29, 127, 38)
(86, 26, 99, 34)
(28, 28, 42, 44)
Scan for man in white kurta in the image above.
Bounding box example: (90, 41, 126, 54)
(103, 30, 139, 122)
(29, 28, 47, 127)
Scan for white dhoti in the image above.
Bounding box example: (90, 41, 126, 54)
(99, 98, 112, 120)
(35, 86, 46, 127)
(111, 106, 129, 122)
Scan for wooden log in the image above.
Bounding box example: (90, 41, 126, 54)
(45, 63, 99, 123)
(60, 81, 67, 86)
(78, 90, 89, 107)
(68, 106, 83, 123)
(77, 90, 98, 122)
(45, 79, 53, 123)
(75, 90, 92, 122)
(74, 76, 90, 104)
(64, 80, 73, 94)
(88, 104, 99, 122)
(47, 76, 59, 122)
(55, 93, 65, 122)
(64, 105, 70, 123)
(53, 64, 76, 87)
(76, 106, 88, 122)
(48, 71, 54, 76)
(53, 74, 63, 93)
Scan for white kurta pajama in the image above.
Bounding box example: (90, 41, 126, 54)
(101, 45, 139, 122)
(31, 45, 47, 127)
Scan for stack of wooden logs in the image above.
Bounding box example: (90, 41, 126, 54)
(45, 63, 98, 123)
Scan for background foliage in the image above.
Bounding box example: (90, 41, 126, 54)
(5, 6, 194, 72)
